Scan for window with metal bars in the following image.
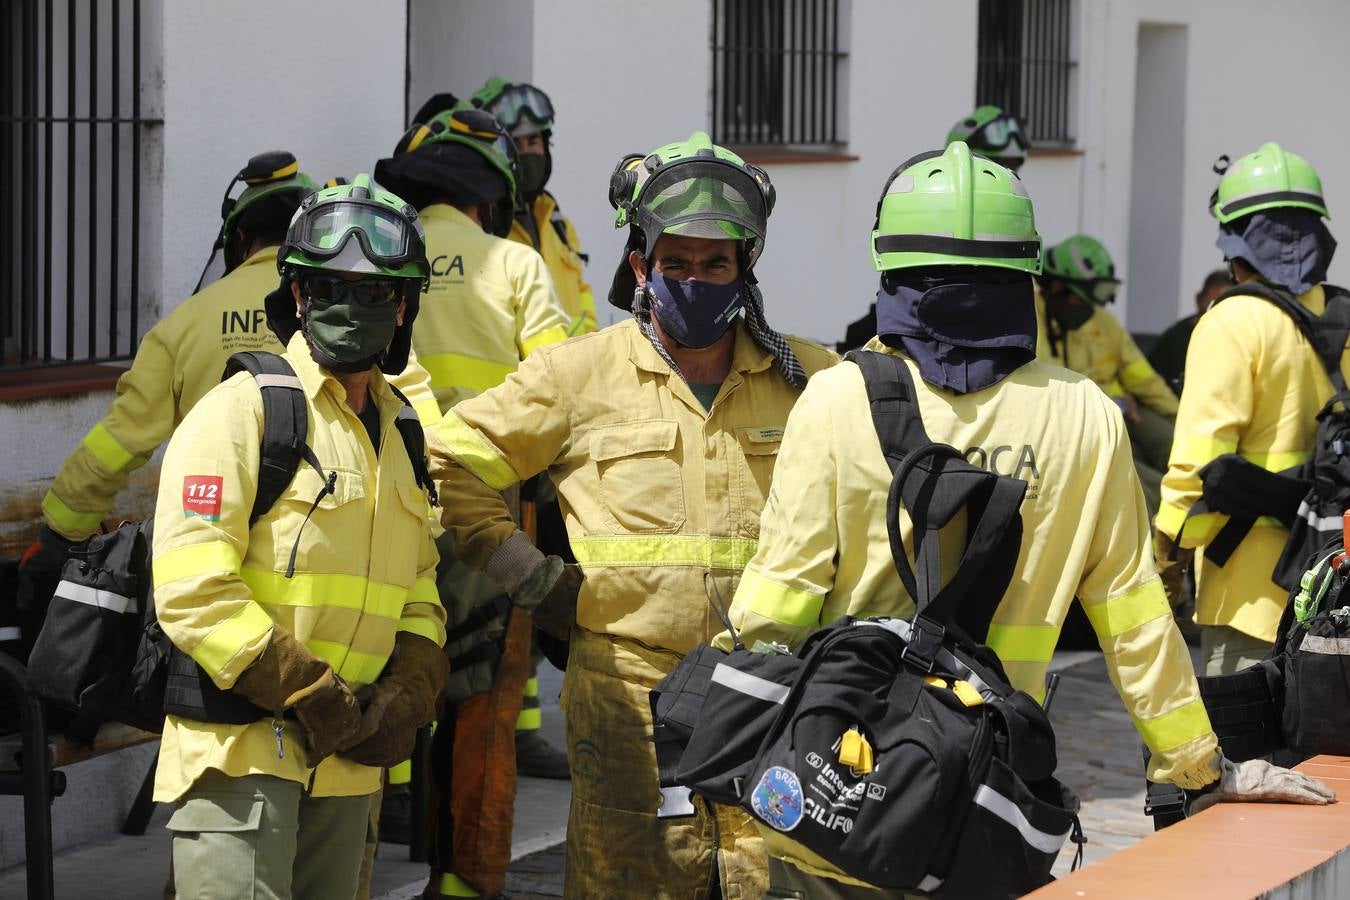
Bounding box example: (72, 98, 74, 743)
(2, 0, 159, 371)
(976, 0, 1076, 146)
(711, 0, 847, 148)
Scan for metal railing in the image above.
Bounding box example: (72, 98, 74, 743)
(2, 0, 158, 371)
(976, 0, 1076, 146)
(711, 0, 847, 148)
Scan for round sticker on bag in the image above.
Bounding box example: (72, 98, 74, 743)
(751, 766, 803, 832)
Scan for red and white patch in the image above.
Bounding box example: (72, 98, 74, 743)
(182, 475, 224, 521)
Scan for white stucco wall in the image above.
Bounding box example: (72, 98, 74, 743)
(158, 0, 409, 312)
(408, 0, 535, 118)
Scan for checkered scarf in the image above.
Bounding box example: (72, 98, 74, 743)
(632, 281, 806, 390)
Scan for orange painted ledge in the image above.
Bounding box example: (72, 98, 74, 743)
(1030, 755, 1350, 899)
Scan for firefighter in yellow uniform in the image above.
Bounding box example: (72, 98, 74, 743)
(471, 75, 589, 779)
(1156, 143, 1347, 675)
(375, 106, 571, 898)
(152, 176, 447, 898)
(473, 77, 596, 337)
(20, 154, 439, 601)
(426, 132, 835, 899)
(1035, 234, 1177, 514)
(719, 142, 1333, 898)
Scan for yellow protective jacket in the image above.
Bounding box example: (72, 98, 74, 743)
(508, 191, 597, 336)
(42, 246, 440, 540)
(1157, 284, 1350, 642)
(721, 342, 1216, 785)
(415, 203, 571, 412)
(427, 319, 837, 654)
(150, 333, 445, 802)
(1035, 292, 1178, 416)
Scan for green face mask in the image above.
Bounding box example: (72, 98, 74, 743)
(518, 152, 549, 198)
(301, 279, 402, 373)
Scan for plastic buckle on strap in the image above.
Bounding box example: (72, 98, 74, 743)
(901, 616, 945, 673)
(656, 785, 696, 819)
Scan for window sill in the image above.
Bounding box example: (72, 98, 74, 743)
(1029, 146, 1084, 158)
(0, 364, 126, 403)
(728, 146, 860, 165)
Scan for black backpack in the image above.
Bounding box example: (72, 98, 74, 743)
(651, 350, 1082, 897)
(1178, 281, 1350, 591)
(25, 351, 438, 733)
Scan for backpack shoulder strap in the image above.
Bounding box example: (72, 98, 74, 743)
(1213, 281, 1346, 380)
(223, 351, 308, 526)
(387, 384, 440, 507)
(844, 349, 932, 473)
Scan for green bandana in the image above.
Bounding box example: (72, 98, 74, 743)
(302, 283, 401, 373)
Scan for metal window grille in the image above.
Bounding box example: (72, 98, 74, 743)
(976, 0, 1076, 145)
(2, 0, 158, 371)
(711, 0, 846, 147)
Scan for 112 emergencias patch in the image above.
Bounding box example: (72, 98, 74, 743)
(182, 475, 224, 521)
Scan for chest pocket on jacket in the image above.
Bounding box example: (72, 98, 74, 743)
(382, 482, 432, 587)
(591, 419, 685, 533)
(736, 426, 784, 536)
(269, 465, 366, 574)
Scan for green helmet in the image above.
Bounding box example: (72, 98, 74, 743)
(608, 131, 775, 264)
(1211, 142, 1328, 224)
(871, 141, 1041, 275)
(1042, 235, 1121, 305)
(471, 76, 555, 136)
(279, 173, 430, 284)
(195, 151, 318, 291)
(946, 106, 1029, 167)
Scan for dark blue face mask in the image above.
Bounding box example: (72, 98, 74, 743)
(646, 272, 745, 349)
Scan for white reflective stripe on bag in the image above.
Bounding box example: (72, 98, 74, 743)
(1300, 633, 1350, 655)
(972, 784, 1072, 854)
(54, 580, 136, 614)
(710, 663, 791, 704)
(0, 626, 20, 642)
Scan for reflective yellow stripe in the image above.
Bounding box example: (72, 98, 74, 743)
(1133, 697, 1213, 752)
(1155, 501, 1191, 537)
(309, 640, 389, 685)
(82, 423, 146, 473)
(739, 567, 825, 628)
(570, 534, 758, 569)
(413, 398, 443, 428)
(1119, 357, 1156, 390)
(433, 413, 521, 491)
(440, 873, 480, 897)
(409, 576, 439, 606)
(388, 760, 412, 784)
(516, 707, 542, 730)
(985, 623, 1059, 663)
(523, 676, 539, 698)
(1171, 434, 1237, 465)
(521, 325, 569, 357)
(1242, 450, 1309, 471)
(193, 603, 275, 678)
(240, 568, 407, 620)
(1103, 379, 1126, 398)
(41, 490, 106, 536)
(397, 616, 443, 645)
(153, 541, 242, 587)
(421, 351, 515, 395)
(1083, 580, 1170, 638)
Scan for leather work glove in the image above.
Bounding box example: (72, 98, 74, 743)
(16, 525, 75, 613)
(337, 632, 449, 768)
(509, 554, 565, 612)
(1190, 756, 1337, 814)
(232, 627, 362, 767)
(1153, 530, 1194, 610)
(531, 563, 584, 641)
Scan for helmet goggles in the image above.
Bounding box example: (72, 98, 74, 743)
(968, 116, 1029, 158)
(632, 159, 769, 257)
(292, 198, 426, 272)
(299, 271, 407, 308)
(1075, 277, 1121, 305)
(484, 83, 555, 134)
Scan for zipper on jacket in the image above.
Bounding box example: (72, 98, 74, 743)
(272, 717, 285, 759)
